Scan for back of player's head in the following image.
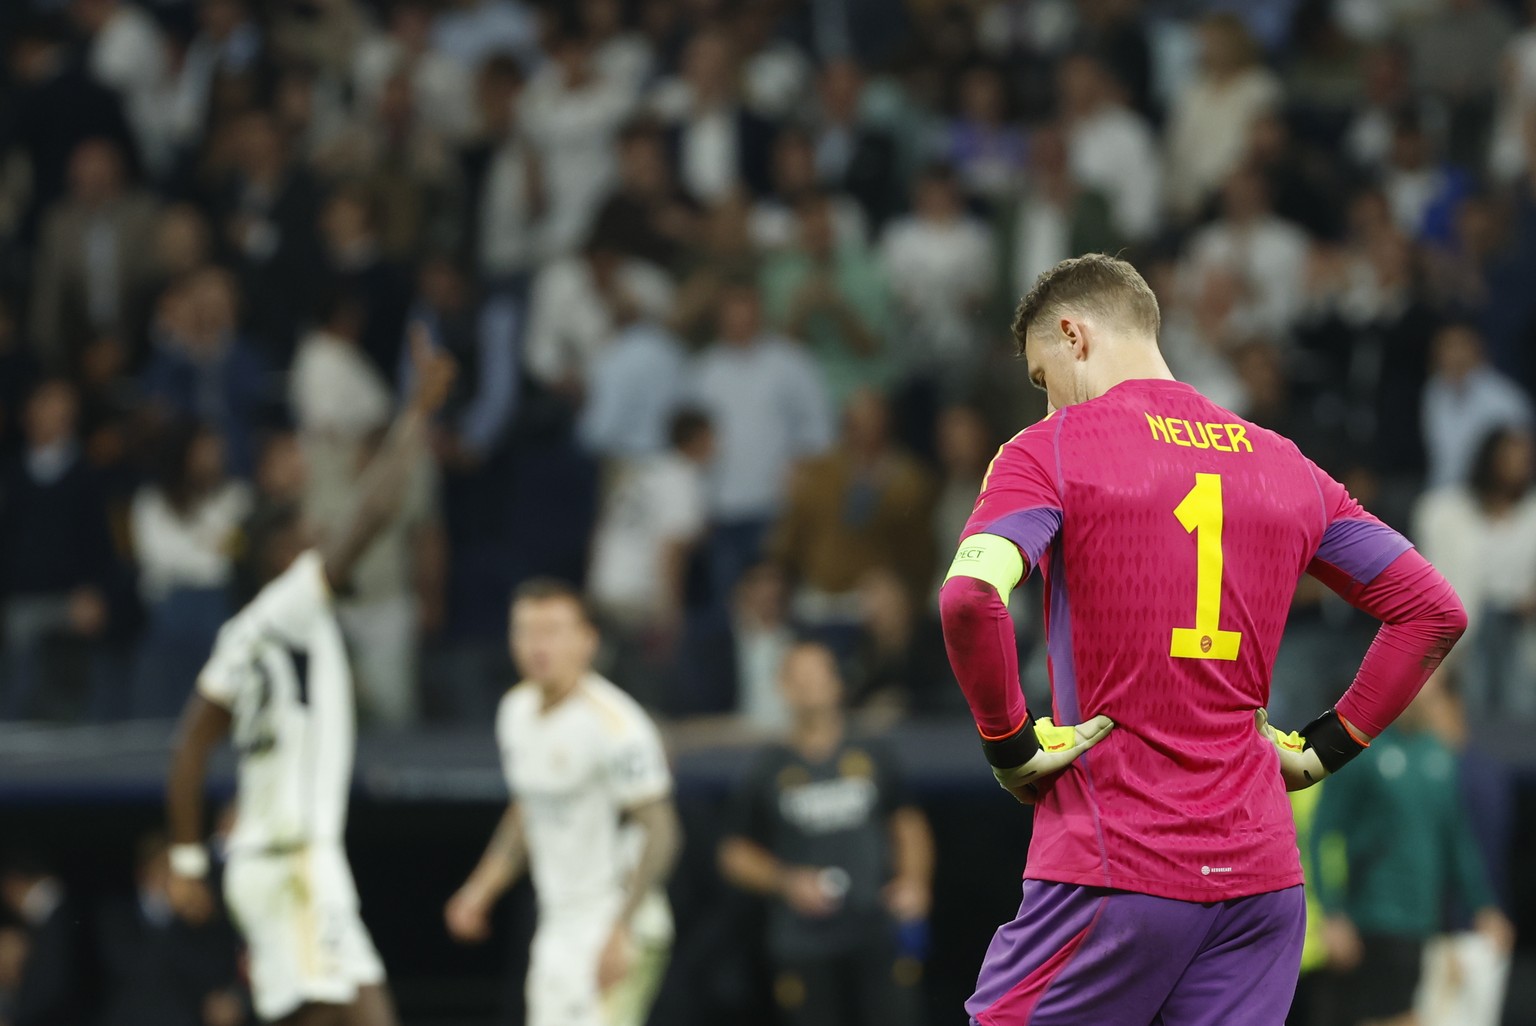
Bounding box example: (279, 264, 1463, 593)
(511, 577, 594, 625)
(1011, 253, 1161, 356)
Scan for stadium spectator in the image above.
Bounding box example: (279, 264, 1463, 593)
(141, 268, 270, 478)
(1246, 111, 1342, 241)
(1381, 112, 1476, 245)
(998, 121, 1119, 305)
(770, 389, 935, 635)
(1415, 427, 1536, 718)
(0, 380, 116, 721)
(942, 62, 1027, 206)
(718, 642, 933, 1026)
(1073, 0, 1152, 115)
(1186, 165, 1311, 342)
(879, 164, 994, 444)
(649, 26, 778, 203)
(457, 54, 544, 284)
(1489, 0, 1536, 183)
(750, 127, 868, 252)
(129, 421, 250, 718)
(0, 297, 38, 463)
(519, 28, 635, 257)
(525, 222, 673, 401)
(403, 257, 520, 468)
(760, 190, 892, 407)
(168, 0, 264, 155)
(1310, 675, 1515, 1026)
(1164, 13, 1282, 222)
(1145, 257, 1248, 416)
(677, 560, 798, 724)
(0, 854, 86, 1026)
(1423, 190, 1536, 385)
(291, 292, 392, 445)
(593, 118, 702, 270)
(805, 59, 901, 231)
(1344, 42, 1432, 175)
(95, 833, 246, 1026)
(846, 567, 956, 716)
(353, 0, 474, 146)
(2, 18, 136, 241)
(1408, 0, 1512, 166)
(584, 0, 654, 91)
(689, 281, 834, 603)
(929, 405, 992, 597)
(589, 408, 712, 705)
(672, 190, 760, 345)
(210, 110, 325, 363)
(69, 0, 174, 178)
(316, 187, 414, 390)
(1057, 52, 1162, 244)
(577, 318, 688, 462)
(1421, 322, 1533, 488)
(429, 0, 541, 70)
(29, 137, 158, 372)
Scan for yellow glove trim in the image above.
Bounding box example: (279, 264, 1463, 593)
(944, 533, 1025, 603)
(1033, 718, 1077, 754)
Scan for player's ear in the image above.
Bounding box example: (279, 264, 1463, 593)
(1060, 317, 1087, 360)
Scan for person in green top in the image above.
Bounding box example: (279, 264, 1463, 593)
(759, 191, 894, 409)
(1309, 675, 1514, 1026)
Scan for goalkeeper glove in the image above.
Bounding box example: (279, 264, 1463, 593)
(981, 715, 1115, 804)
(1256, 707, 1370, 791)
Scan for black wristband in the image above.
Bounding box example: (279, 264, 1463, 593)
(1300, 708, 1369, 774)
(980, 719, 1039, 769)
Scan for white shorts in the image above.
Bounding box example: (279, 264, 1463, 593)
(224, 845, 386, 1022)
(527, 891, 672, 1026)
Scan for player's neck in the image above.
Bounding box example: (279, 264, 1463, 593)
(536, 673, 584, 711)
(1087, 349, 1177, 400)
(791, 710, 844, 761)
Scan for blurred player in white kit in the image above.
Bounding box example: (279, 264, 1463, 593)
(445, 578, 682, 1026)
(164, 333, 456, 1026)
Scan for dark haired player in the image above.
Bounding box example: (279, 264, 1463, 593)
(165, 332, 455, 1026)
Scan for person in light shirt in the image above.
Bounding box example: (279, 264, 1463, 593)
(445, 579, 681, 1026)
(164, 334, 456, 1026)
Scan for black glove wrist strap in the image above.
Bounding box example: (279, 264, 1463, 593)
(981, 718, 1039, 769)
(1300, 708, 1369, 774)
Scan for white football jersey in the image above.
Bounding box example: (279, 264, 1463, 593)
(497, 674, 672, 914)
(198, 551, 355, 854)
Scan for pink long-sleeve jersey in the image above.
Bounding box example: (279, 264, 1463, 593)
(940, 378, 1466, 902)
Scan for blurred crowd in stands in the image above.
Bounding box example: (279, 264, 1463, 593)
(2, 2, 1535, 1024)
(6, 0, 1536, 732)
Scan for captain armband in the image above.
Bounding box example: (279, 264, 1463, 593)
(943, 533, 1025, 603)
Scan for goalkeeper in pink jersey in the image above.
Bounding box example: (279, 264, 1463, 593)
(938, 255, 1467, 1026)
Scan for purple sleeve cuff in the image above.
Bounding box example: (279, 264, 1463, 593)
(975, 507, 1063, 568)
(1315, 517, 1413, 585)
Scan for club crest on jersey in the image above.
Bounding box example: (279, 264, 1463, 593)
(1145, 413, 1252, 454)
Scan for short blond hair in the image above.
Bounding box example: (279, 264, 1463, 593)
(1010, 253, 1161, 356)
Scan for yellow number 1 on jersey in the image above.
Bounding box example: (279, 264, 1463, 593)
(1171, 473, 1242, 661)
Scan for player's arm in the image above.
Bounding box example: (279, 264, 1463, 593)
(717, 834, 842, 919)
(1263, 474, 1468, 789)
(445, 802, 526, 944)
(937, 430, 1112, 803)
(319, 328, 456, 590)
(164, 693, 232, 925)
(883, 806, 935, 922)
(617, 796, 681, 926)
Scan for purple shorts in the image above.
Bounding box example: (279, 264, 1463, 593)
(968, 880, 1305, 1026)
